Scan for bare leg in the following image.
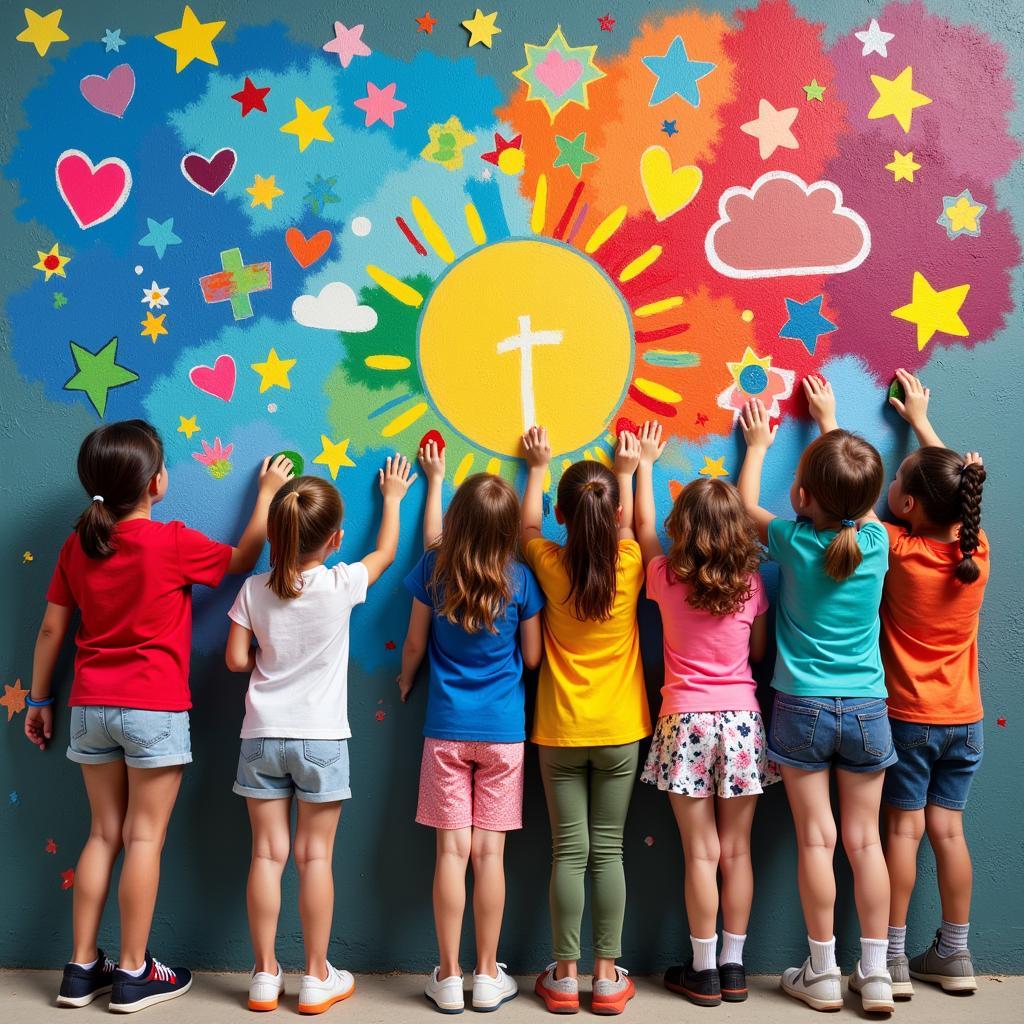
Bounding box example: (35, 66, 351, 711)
(118, 766, 183, 969)
(434, 828, 472, 978)
(294, 800, 343, 980)
(470, 828, 506, 978)
(925, 806, 972, 925)
(246, 798, 292, 975)
(715, 795, 759, 937)
(72, 762, 128, 964)
(668, 795, 720, 939)
(837, 769, 889, 940)
(884, 808, 925, 928)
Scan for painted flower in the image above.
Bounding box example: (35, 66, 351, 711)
(717, 346, 795, 421)
(193, 437, 234, 479)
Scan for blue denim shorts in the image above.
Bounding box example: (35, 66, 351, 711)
(883, 719, 983, 811)
(67, 706, 192, 769)
(233, 737, 351, 803)
(768, 694, 897, 773)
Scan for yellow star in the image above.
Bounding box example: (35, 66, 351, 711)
(0, 679, 27, 721)
(313, 435, 355, 479)
(945, 196, 984, 233)
(885, 150, 920, 183)
(250, 348, 296, 393)
(726, 347, 772, 386)
(155, 5, 225, 72)
(33, 242, 71, 280)
(699, 456, 729, 479)
(140, 311, 168, 342)
(16, 8, 69, 57)
(246, 173, 284, 209)
(280, 98, 334, 152)
(177, 415, 200, 439)
(462, 9, 501, 48)
(891, 271, 970, 351)
(868, 66, 932, 133)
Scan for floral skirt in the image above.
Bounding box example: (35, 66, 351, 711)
(641, 711, 781, 798)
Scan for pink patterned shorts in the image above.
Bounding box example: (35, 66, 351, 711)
(416, 738, 525, 831)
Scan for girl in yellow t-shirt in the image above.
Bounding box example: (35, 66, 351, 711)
(520, 425, 651, 1016)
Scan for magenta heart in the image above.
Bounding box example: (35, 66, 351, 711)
(180, 148, 237, 196)
(80, 63, 135, 118)
(535, 50, 583, 97)
(189, 355, 236, 402)
(55, 149, 132, 229)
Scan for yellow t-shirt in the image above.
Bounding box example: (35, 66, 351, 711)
(524, 537, 651, 747)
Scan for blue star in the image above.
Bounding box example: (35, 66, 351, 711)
(138, 217, 182, 260)
(102, 28, 125, 53)
(642, 36, 716, 108)
(779, 295, 837, 355)
(661, 119, 678, 137)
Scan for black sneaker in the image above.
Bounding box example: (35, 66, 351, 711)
(109, 951, 192, 1013)
(56, 948, 117, 1007)
(664, 960, 722, 1006)
(718, 963, 748, 1002)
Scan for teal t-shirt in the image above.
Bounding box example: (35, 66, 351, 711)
(767, 518, 888, 698)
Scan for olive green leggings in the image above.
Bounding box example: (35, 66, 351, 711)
(538, 742, 640, 960)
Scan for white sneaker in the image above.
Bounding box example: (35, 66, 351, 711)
(472, 963, 518, 1011)
(780, 957, 843, 1012)
(248, 963, 285, 1012)
(425, 967, 465, 1014)
(849, 960, 895, 1013)
(297, 963, 355, 1015)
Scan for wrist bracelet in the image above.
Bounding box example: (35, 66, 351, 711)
(25, 695, 55, 707)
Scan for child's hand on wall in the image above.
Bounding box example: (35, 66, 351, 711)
(802, 374, 838, 433)
(24, 705, 53, 751)
(889, 368, 930, 426)
(258, 454, 294, 498)
(613, 430, 642, 477)
(740, 399, 779, 450)
(379, 454, 417, 500)
(638, 421, 666, 465)
(521, 426, 551, 469)
(964, 451, 984, 469)
(418, 440, 445, 483)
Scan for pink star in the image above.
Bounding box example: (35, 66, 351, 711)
(322, 21, 371, 68)
(354, 81, 406, 128)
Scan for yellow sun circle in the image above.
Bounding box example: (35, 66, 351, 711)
(741, 308, 754, 322)
(418, 239, 634, 457)
(497, 148, 525, 175)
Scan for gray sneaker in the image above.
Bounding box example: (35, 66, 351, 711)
(887, 954, 914, 999)
(909, 930, 977, 993)
(848, 960, 895, 1013)
(780, 958, 843, 1012)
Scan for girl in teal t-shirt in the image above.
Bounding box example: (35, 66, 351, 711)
(736, 377, 897, 1016)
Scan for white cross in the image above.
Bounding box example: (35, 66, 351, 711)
(496, 315, 563, 431)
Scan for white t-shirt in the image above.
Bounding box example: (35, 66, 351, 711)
(228, 562, 369, 739)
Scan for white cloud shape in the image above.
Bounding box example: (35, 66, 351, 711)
(291, 281, 378, 332)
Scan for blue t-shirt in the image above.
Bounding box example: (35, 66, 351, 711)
(768, 518, 888, 699)
(404, 550, 545, 742)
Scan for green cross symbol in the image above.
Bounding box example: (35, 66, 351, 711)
(199, 247, 272, 320)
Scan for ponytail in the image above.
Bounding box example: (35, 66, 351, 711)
(955, 461, 986, 584)
(268, 491, 304, 599)
(267, 477, 343, 600)
(824, 522, 863, 583)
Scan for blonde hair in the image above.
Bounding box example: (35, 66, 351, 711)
(267, 477, 343, 599)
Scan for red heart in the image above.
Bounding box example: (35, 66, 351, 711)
(285, 227, 333, 268)
(419, 429, 446, 454)
(188, 355, 236, 402)
(55, 150, 132, 229)
(180, 148, 237, 195)
(615, 417, 640, 437)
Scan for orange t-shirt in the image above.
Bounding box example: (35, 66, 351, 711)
(880, 523, 989, 724)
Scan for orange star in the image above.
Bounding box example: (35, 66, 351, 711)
(1, 679, 27, 721)
(416, 11, 437, 33)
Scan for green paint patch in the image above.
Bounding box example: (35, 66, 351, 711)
(642, 350, 700, 368)
(274, 450, 304, 476)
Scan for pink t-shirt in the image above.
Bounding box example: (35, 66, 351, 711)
(646, 556, 768, 717)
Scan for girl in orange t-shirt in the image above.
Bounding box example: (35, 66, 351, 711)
(881, 369, 989, 999)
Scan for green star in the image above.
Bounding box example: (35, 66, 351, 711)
(63, 337, 139, 417)
(803, 79, 826, 101)
(553, 132, 598, 178)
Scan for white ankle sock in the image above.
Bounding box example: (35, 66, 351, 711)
(72, 957, 98, 970)
(861, 937, 889, 973)
(719, 930, 746, 967)
(887, 925, 907, 960)
(690, 935, 717, 973)
(808, 936, 837, 974)
(937, 920, 969, 957)
(121, 962, 147, 978)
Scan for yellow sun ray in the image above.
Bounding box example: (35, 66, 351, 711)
(634, 296, 684, 317)
(619, 245, 663, 283)
(366, 265, 424, 307)
(592, 446, 612, 468)
(410, 196, 455, 263)
(454, 452, 475, 486)
(561, 458, 572, 471)
(381, 402, 428, 438)
(544, 468, 551, 491)
(485, 457, 501, 475)
(365, 355, 411, 370)
(633, 377, 682, 404)
(584, 205, 628, 255)
(464, 203, 487, 246)
(531, 173, 547, 234)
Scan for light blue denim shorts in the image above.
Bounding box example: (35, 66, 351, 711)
(67, 706, 193, 769)
(233, 737, 351, 803)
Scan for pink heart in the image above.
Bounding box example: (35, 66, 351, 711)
(55, 149, 132, 230)
(180, 148, 237, 196)
(535, 50, 583, 97)
(189, 355, 236, 402)
(80, 63, 135, 118)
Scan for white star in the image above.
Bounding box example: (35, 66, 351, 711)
(855, 18, 894, 58)
(141, 281, 170, 309)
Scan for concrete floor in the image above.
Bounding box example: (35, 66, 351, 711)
(0, 971, 1018, 1022)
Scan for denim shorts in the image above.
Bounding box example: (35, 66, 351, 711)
(233, 737, 351, 803)
(67, 706, 192, 769)
(883, 719, 983, 811)
(768, 693, 897, 773)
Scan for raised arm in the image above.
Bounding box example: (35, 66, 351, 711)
(418, 440, 445, 548)
(803, 374, 838, 434)
(397, 598, 432, 702)
(634, 421, 666, 566)
(361, 454, 417, 587)
(738, 399, 779, 544)
(614, 431, 641, 542)
(24, 602, 73, 751)
(228, 454, 294, 574)
(889, 368, 943, 448)
(520, 425, 550, 546)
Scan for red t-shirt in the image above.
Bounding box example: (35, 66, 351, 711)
(46, 519, 232, 711)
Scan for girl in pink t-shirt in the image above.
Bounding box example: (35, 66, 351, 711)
(634, 422, 778, 1007)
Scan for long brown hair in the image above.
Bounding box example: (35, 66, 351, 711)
(267, 477, 343, 599)
(798, 430, 884, 582)
(75, 420, 164, 559)
(664, 479, 761, 615)
(557, 461, 620, 621)
(429, 473, 520, 633)
(900, 447, 986, 583)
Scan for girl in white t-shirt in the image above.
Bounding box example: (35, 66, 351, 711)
(225, 459, 415, 1014)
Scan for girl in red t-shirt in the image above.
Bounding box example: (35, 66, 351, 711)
(24, 419, 292, 1012)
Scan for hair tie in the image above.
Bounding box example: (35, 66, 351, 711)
(840, 518, 856, 528)
(92, 495, 104, 503)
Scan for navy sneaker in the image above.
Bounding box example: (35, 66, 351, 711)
(56, 948, 117, 1007)
(109, 952, 192, 1014)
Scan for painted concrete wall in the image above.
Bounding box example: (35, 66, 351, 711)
(1, 0, 1021, 972)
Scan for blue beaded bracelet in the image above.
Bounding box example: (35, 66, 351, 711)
(25, 694, 54, 707)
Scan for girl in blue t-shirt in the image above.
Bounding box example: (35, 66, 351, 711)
(736, 378, 896, 1015)
(398, 440, 544, 1015)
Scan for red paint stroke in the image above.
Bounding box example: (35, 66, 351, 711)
(695, 412, 709, 426)
(384, 640, 396, 650)
(997, 716, 1006, 728)
(419, 429, 446, 454)
(614, 417, 639, 437)
(565, 202, 589, 246)
(45, 838, 57, 855)
(628, 385, 677, 418)
(396, 216, 428, 256)
(60, 868, 74, 890)
(375, 710, 386, 722)
(481, 132, 523, 166)
(552, 181, 585, 241)
(635, 323, 691, 344)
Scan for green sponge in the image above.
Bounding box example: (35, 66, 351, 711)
(887, 378, 905, 404)
(273, 450, 304, 476)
